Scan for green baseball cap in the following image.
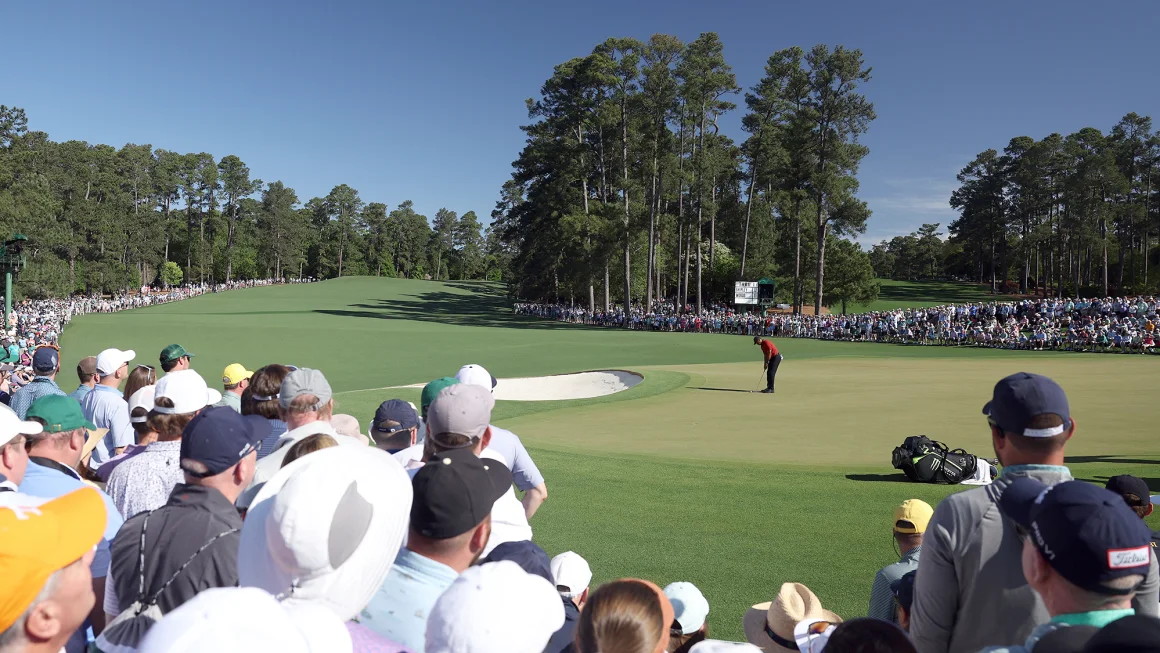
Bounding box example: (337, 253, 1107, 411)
(160, 344, 194, 364)
(26, 395, 96, 433)
(421, 377, 460, 418)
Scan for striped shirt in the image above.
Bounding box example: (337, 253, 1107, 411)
(8, 376, 66, 419)
(867, 545, 921, 622)
(81, 384, 134, 468)
(105, 440, 185, 520)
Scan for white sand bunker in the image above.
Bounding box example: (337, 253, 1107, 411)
(397, 370, 643, 401)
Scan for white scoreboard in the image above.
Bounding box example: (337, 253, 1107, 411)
(734, 281, 759, 305)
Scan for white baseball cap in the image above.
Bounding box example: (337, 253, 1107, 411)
(690, 641, 763, 653)
(0, 403, 42, 446)
(127, 385, 157, 423)
(665, 581, 710, 635)
(152, 370, 222, 415)
(454, 364, 497, 393)
(95, 348, 135, 376)
(426, 560, 564, 653)
(550, 551, 592, 599)
(138, 587, 352, 653)
(238, 445, 412, 621)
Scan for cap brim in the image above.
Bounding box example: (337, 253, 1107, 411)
(243, 415, 274, 452)
(82, 428, 107, 459)
(981, 401, 992, 417)
(206, 389, 223, 406)
(48, 488, 107, 564)
(998, 477, 1049, 528)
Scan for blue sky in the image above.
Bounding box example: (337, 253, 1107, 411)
(5, 0, 1157, 245)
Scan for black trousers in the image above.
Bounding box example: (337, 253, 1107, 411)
(766, 353, 782, 390)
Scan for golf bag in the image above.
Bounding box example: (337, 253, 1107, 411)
(891, 435, 979, 485)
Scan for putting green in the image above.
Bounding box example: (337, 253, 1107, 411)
(56, 278, 1160, 640)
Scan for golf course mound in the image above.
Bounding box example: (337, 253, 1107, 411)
(397, 370, 644, 401)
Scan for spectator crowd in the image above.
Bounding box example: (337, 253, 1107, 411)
(517, 295, 1160, 353)
(0, 295, 1159, 651)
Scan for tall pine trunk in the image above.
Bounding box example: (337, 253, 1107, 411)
(621, 91, 632, 325)
(740, 162, 758, 279)
(694, 103, 706, 314)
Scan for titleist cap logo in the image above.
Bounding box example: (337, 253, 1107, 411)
(1108, 546, 1151, 570)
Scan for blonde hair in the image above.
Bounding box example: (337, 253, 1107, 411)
(282, 433, 338, 467)
(576, 581, 666, 653)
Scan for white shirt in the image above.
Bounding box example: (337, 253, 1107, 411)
(480, 448, 533, 556)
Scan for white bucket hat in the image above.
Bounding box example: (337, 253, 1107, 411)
(237, 446, 412, 620)
(138, 587, 351, 653)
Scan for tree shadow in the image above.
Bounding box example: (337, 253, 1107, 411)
(845, 473, 914, 483)
(313, 287, 605, 331)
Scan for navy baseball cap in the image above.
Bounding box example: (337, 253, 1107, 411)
(890, 570, 917, 612)
(32, 347, 59, 373)
(983, 372, 1072, 438)
(481, 540, 553, 583)
(999, 478, 1153, 594)
(372, 399, 419, 434)
(180, 406, 272, 478)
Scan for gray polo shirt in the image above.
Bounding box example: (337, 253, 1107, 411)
(910, 464, 1160, 653)
(107, 484, 241, 617)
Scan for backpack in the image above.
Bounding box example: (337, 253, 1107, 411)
(93, 510, 237, 653)
(891, 435, 979, 485)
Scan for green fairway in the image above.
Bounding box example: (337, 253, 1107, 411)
(848, 278, 999, 312)
(57, 278, 1160, 640)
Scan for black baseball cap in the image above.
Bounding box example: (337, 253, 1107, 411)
(983, 372, 1071, 438)
(372, 399, 419, 434)
(481, 540, 553, 583)
(410, 448, 510, 539)
(1105, 476, 1152, 507)
(890, 570, 917, 612)
(1083, 614, 1160, 652)
(1000, 478, 1153, 594)
(180, 406, 271, 478)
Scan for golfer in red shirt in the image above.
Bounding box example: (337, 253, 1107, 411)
(754, 337, 782, 394)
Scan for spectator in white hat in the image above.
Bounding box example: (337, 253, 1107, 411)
(95, 385, 158, 482)
(546, 551, 592, 653)
(105, 369, 221, 519)
(238, 445, 413, 652)
(425, 560, 564, 653)
(454, 363, 548, 520)
(0, 403, 41, 496)
(139, 587, 352, 653)
(250, 368, 362, 486)
(665, 582, 710, 653)
(423, 383, 532, 555)
(81, 348, 136, 468)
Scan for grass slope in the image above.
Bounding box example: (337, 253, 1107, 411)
(56, 277, 1160, 640)
(849, 278, 998, 312)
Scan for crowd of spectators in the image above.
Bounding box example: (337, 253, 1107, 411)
(516, 295, 1160, 353)
(0, 279, 1158, 652)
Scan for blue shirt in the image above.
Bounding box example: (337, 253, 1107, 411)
(8, 376, 67, 419)
(257, 419, 288, 460)
(488, 425, 545, 491)
(868, 545, 921, 622)
(68, 384, 93, 403)
(360, 547, 459, 652)
(80, 385, 133, 467)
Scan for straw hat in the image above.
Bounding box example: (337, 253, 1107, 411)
(742, 583, 842, 653)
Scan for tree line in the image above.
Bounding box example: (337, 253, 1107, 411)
(872, 113, 1160, 297)
(0, 105, 506, 298)
(493, 34, 880, 315)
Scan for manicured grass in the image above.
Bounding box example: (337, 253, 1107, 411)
(56, 277, 1160, 641)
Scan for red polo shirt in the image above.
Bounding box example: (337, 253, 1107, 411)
(760, 339, 779, 361)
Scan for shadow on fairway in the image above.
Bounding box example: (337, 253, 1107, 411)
(314, 288, 601, 330)
(1066, 455, 1160, 466)
(845, 473, 914, 483)
(688, 387, 759, 393)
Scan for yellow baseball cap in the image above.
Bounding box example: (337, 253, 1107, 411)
(222, 364, 253, 386)
(0, 488, 106, 632)
(893, 499, 934, 534)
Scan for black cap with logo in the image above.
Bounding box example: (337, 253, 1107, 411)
(410, 448, 510, 539)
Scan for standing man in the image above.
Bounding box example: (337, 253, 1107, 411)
(867, 499, 931, 623)
(159, 344, 194, 374)
(754, 336, 782, 394)
(910, 372, 1159, 653)
(8, 346, 66, 418)
(213, 364, 251, 412)
(68, 356, 98, 403)
(81, 348, 136, 469)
